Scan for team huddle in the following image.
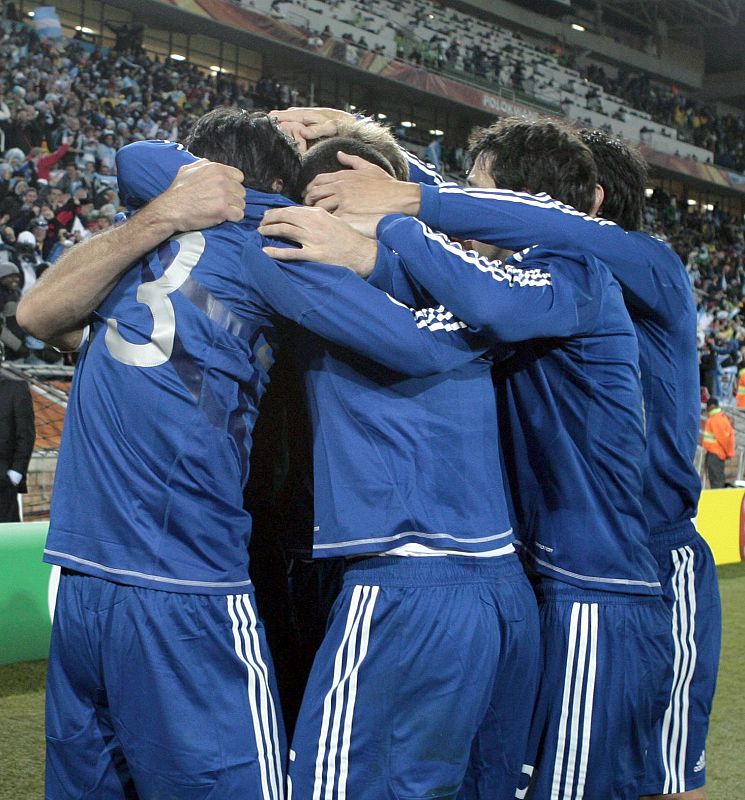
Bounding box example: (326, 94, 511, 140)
(18, 105, 721, 800)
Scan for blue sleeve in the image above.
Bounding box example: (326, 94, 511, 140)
(398, 146, 446, 186)
(418, 183, 688, 324)
(116, 140, 197, 210)
(366, 242, 425, 307)
(245, 239, 489, 377)
(376, 214, 602, 342)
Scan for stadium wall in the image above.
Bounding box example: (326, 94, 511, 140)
(1, 504, 743, 665)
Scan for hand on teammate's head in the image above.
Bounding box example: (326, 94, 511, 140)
(258, 205, 378, 278)
(304, 163, 416, 218)
(156, 159, 246, 232)
(270, 107, 356, 148)
(276, 120, 313, 153)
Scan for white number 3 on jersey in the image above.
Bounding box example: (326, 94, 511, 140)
(105, 231, 205, 367)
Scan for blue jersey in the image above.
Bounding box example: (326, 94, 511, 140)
(417, 183, 701, 536)
(374, 214, 661, 594)
(44, 144, 495, 593)
(119, 141, 515, 560)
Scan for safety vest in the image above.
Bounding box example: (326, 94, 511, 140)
(703, 407, 736, 460)
(737, 370, 745, 408)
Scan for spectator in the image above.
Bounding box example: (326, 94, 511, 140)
(700, 337, 720, 398)
(0, 368, 35, 522)
(13, 230, 46, 294)
(0, 258, 28, 361)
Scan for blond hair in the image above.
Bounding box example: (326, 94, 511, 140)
(313, 118, 410, 181)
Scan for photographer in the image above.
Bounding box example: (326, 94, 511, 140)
(13, 229, 48, 294)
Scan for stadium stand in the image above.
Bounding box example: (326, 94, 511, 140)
(1, 1, 745, 500)
(243, 0, 734, 165)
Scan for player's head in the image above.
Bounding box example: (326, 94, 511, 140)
(467, 116, 597, 214)
(580, 129, 648, 231)
(299, 137, 397, 190)
(185, 108, 302, 201)
(310, 117, 409, 181)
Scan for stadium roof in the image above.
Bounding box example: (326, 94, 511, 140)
(503, 0, 741, 31)
(590, 0, 741, 30)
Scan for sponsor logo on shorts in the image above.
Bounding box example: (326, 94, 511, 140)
(694, 750, 706, 773)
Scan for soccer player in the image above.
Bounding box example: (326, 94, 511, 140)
(408, 128, 721, 800)
(303, 121, 720, 800)
(21, 110, 502, 800)
(119, 129, 549, 800)
(265, 114, 673, 800)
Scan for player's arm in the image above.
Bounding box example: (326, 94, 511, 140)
(417, 183, 680, 322)
(115, 140, 198, 207)
(376, 214, 602, 342)
(261, 204, 422, 306)
(247, 237, 488, 378)
(17, 158, 245, 349)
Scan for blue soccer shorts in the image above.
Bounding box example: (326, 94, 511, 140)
(45, 570, 286, 800)
(639, 528, 722, 795)
(288, 554, 541, 800)
(520, 583, 672, 800)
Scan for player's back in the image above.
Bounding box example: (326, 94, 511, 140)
(296, 329, 514, 557)
(45, 216, 278, 594)
(495, 252, 661, 595)
(411, 183, 701, 538)
(623, 232, 700, 535)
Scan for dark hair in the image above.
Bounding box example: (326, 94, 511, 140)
(580, 129, 648, 230)
(299, 137, 396, 189)
(185, 109, 302, 201)
(468, 117, 597, 213)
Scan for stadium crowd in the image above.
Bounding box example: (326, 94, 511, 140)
(0, 5, 733, 796)
(1, 15, 744, 400)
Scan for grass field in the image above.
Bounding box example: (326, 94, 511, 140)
(1, 564, 743, 799)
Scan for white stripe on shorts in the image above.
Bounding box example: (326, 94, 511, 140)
(227, 594, 284, 800)
(551, 602, 599, 800)
(239, 595, 285, 800)
(312, 585, 379, 800)
(660, 546, 697, 794)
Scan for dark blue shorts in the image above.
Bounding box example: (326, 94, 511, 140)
(45, 571, 286, 800)
(640, 529, 722, 795)
(289, 555, 540, 800)
(521, 584, 671, 800)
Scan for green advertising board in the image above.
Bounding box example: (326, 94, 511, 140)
(0, 521, 54, 665)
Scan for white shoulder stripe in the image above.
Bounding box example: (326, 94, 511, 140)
(440, 186, 617, 227)
(413, 218, 552, 287)
(399, 146, 445, 185)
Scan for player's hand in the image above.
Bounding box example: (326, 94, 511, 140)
(336, 211, 387, 239)
(258, 206, 378, 278)
(152, 159, 246, 232)
(276, 120, 313, 153)
(270, 107, 355, 148)
(304, 153, 421, 216)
